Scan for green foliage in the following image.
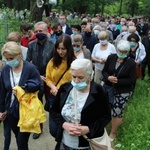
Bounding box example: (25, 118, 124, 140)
(114, 78, 150, 149)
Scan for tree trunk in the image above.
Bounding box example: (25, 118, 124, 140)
(119, 0, 123, 16)
(6, 0, 13, 8)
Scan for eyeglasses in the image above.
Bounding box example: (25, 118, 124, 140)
(72, 45, 81, 47)
(34, 30, 44, 33)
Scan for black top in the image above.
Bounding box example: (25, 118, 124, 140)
(102, 54, 136, 93)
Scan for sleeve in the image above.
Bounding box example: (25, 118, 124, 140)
(0, 70, 8, 112)
(26, 44, 32, 62)
(87, 86, 111, 138)
(91, 44, 97, 58)
(46, 59, 54, 86)
(22, 63, 41, 92)
(138, 43, 146, 62)
(50, 84, 66, 126)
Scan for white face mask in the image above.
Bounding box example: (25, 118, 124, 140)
(100, 40, 107, 45)
(121, 31, 127, 36)
(93, 30, 100, 35)
(120, 22, 125, 26)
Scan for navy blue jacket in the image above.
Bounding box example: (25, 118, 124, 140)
(64, 24, 72, 35)
(82, 34, 99, 53)
(0, 61, 41, 113)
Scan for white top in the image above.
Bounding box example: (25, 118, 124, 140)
(62, 25, 67, 34)
(10, 70, 21, 106)
(76, 51, 84, 59)
(92, 42, 116, 70)
(21, 45, 28, 60)
(61, 89, 89, 149)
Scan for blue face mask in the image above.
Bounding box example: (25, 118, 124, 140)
(71, 80, 87, 90)
(117, 53, 127, 59)
(100, 40, 107, 45)
(72, 30, 78, 35)
(73, 46, 80, 51)
(130, 42, 136, 47)
(7, 59, 19, 68)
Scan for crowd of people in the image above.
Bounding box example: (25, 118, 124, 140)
(0, 12, 149, 150)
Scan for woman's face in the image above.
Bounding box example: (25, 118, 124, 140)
(72, 41, 82, 51)
(71, 68, 87, 83)
(57, 42, 67, 58)
(3, 53, 21, 68)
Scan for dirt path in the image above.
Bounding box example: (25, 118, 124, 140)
(0, 112, 56, 150)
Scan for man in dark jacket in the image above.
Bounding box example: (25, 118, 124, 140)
(58, 13, 72, 35)
(26, 21, 54, 139)
(142, 30, 150, 80)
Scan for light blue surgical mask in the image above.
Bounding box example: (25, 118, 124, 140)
(130, 42, 136, 47)
(100, 40, 107, 45)
(72, 30, 78, 35)
(71, 80, 87, 90)
(73, 46, 80, 51)
(7, 59, 19, 68)
(117, 52, 127, 59)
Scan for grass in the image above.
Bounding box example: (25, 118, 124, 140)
(114, 76, 150, 149)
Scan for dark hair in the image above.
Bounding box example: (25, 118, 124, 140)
(73, 25, 81, 32)
(52, 23, 62, 30)
(53, 34, 75, 69)
(20, 23, 33, 32)
(81, 22, 87, 26)
(127, 33, 140, 42)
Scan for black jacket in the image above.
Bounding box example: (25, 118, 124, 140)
(102, 54, 136, 93)
(50, 82, 111, 147)
(26, 37, 54, 75)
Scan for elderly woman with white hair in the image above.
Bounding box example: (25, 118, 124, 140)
(102, 40, 136, 141)
(50, 58, 111, 149)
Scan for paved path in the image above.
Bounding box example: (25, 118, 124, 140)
(0, 112, 56, 150)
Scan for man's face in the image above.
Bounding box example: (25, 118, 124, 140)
(34, 24, 48, 35)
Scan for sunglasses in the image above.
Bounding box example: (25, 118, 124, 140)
(72, 45, 80, 47)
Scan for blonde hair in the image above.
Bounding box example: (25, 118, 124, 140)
(2, 41, 22, 56)
(7, 32, 21, 42)
(98, 31, 108, 40)
(72, 34, 83, 43)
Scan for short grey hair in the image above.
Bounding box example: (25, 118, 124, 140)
(34, 21, 48, 30)
(117, 40, 130, 52)
(71, 59, 93, 80)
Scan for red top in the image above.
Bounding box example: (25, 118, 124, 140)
(21, 34, 36, 47)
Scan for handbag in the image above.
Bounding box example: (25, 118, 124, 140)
(83, 129, 113, 150)
(73, 88, 113, 150)
(44, 68, 68, 112)
(136, 64, 142, 78)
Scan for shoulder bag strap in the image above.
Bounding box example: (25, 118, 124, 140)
(55, 68, 68, 86)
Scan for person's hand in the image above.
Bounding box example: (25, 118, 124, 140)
(51, 86, 58, 96)
(108, 75, 118, 83)
(0, 112, 7, 121)
(12, 89, 17, 96)
(62, 122, 89, 136)
(40, 75, 46, 82)
(99, 59, 105, 64)
(73, 125, 89, 136)
(135, 59, 140, 65)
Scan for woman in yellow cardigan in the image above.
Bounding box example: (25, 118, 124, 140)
(46, 34, 75, 148)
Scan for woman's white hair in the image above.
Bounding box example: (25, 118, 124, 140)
(71, 58, 94, 80)
(117, 40, 130, 52)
